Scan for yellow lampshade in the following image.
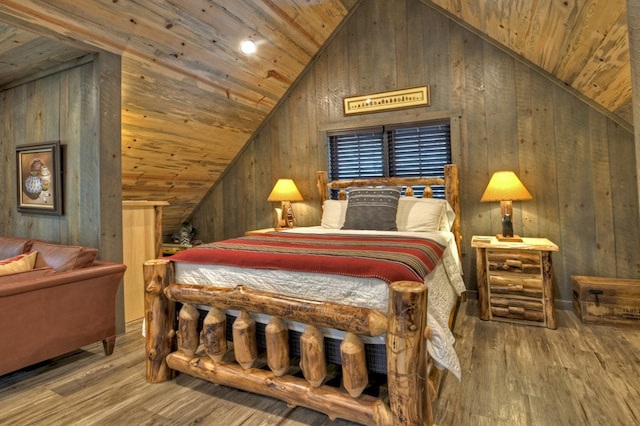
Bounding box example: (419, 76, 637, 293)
(267, 179, 303, 202)
(267, 179, 303, 229)
(480, 171, 532, 202)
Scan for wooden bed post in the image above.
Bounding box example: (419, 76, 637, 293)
(387, 281, 431, 426)
(317, 171, 329, 203)
(444, 164, 462, 260)
(144, 258, 177, 383)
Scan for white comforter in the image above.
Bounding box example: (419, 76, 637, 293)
(174, 227, 466, 380)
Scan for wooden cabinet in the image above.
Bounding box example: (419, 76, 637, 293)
(122, 200, 169, 322)
(471, 236, 559, 329)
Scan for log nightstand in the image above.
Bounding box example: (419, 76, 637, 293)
(471, 236, 559, 329)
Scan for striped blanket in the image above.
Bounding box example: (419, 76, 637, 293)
(170, 232, 446, 284)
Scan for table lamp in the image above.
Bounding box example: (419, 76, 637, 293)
(480, 171, 532, 242)
(267, 178, 303, 229)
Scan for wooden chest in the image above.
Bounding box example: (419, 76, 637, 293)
(571, 275, 640, 328)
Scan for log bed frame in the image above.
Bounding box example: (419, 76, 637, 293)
(144, 164, 463, 426)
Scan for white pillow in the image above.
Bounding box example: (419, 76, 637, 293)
(322, 197, 455, 232)
(441, 200, 456, 231)
(396, 198, 455, 232)
(320, 200, 348, 229)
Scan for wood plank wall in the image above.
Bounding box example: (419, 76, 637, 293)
(0, 52, 124, 329)
(628, 0, 640, 208)
(190, 0, 639, 305)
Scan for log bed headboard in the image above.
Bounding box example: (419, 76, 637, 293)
(316, 164, 462, 259)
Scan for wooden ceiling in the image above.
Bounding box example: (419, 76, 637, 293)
(430, 0, 632, 123)
(0, 0, 633, 233)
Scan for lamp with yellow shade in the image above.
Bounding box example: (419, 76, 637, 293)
(267, 178, 303, 229)
(480, 171, 533, 242)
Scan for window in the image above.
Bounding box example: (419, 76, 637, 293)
(328, 120, 451, 197)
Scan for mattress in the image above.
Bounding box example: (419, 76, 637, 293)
(173, 227, 465, 380)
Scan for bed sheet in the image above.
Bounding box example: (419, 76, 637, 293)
(173, 227, 465, 380)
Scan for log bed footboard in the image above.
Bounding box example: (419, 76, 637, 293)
(144, 258, 434, 425)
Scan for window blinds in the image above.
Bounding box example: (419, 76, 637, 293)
(328, 121, 451, 198)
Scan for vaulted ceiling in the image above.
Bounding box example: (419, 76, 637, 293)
(0, 0, 633, 232)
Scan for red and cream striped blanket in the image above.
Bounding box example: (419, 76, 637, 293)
(170, 232, 446, 284)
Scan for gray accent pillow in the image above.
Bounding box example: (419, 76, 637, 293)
(342, 187, 401, 231)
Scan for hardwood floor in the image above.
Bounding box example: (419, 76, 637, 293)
(435, 302, 640, 425)
(1, 301, 638, 425)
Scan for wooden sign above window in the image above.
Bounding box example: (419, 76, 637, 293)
(343, 85, 430, 116)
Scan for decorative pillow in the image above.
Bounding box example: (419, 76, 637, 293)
(0, 236, 33, 260)
(31, 241, 98, 272)
(321, 200, 348, 229)
(342, 187, 401, 231)
(0, 251, 38, 276)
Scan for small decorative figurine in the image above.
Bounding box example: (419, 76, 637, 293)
(502, 214, 514, 238)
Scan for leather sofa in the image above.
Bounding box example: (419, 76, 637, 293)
(0, 236, 126, 376)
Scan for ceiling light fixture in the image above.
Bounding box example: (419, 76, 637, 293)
(240, 39, 256, 54)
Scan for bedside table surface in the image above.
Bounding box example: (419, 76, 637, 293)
(471, 235, 558, 251)
(245, 227, 276, 236)
(162, 243, 190, 255)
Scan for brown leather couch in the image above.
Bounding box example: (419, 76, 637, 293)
(0, 236, 126, 376)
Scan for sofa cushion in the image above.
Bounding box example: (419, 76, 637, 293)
(0, 266, 56, 284)
(0, 251, 38, 276)
(0, 237, 33, 260)
(31, 242, 98, 272)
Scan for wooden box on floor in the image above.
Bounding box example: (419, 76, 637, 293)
(571, 275, 640, 328)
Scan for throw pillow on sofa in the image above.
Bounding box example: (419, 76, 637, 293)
(31, 242, 98, 272)
(0, 236, 33, 260)
(0, 251, 38, 276)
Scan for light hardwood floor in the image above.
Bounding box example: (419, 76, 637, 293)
(1, 301, 638, 425)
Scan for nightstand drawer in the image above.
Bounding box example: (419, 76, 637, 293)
(486, 249, 541, 274)
(491, 297, 544, 322)
(488, 272, 543, 298)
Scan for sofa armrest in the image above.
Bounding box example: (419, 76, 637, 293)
(0, 261, 126, 297)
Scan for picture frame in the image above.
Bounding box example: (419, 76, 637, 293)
(343, 85, 430, 116)
(16, 141, 63, 215)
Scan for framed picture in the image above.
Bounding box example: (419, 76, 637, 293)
(343, 85, 430, 116)
(16, 141, 63, 215)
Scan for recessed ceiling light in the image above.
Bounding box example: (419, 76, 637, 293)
(240, 39, 256, 54)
